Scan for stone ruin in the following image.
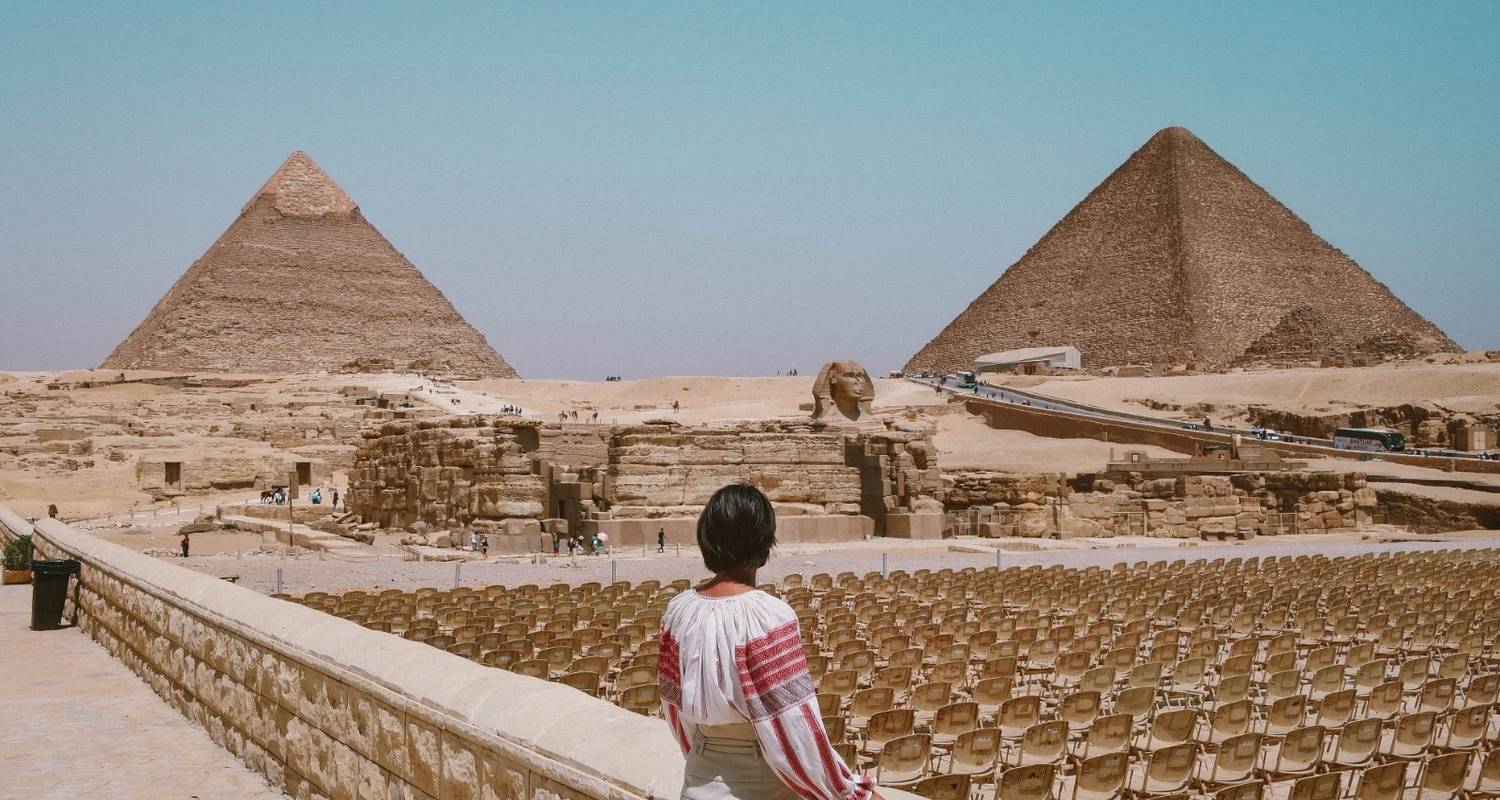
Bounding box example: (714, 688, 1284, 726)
(942, 468, 1380, 540)
(349, 415, 946, 549)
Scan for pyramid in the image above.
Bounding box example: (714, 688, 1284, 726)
(102, 152, 517, 377)
(905, 127, 1458, 373)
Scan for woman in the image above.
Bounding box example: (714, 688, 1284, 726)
(659, 483, 878, 800)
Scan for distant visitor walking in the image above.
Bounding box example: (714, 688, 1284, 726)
(180, 531, 190, 559)
(657, 527, 666, 553)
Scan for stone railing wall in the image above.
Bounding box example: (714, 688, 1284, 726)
(10, 505, 684, 800)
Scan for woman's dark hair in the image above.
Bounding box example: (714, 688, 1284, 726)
(697, 483, 777, 573)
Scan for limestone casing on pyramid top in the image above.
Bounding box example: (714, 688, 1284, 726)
(243, 150, 358, 218)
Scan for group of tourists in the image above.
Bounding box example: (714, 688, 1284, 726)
(258, 486, 341, 509)
(551, 532, 609, 556)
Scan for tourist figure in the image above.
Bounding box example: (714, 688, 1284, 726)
(657, 527, 666, 553)
(552, 535, 561, 556)
(48, 503, 58, 519)
(180, 531, 191, 559)
(658, 484, 874, 800)
(597, 530, 608, 554)
(672, 400, 680, 413)
(1203, 416, 1213, 431)
(332, 489, 340, 510)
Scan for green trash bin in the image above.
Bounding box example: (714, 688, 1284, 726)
(30, 558, 80, 631)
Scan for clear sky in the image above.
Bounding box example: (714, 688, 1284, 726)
(2, 2, 1496, 377)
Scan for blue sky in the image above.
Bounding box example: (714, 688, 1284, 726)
(2, 2, 1495, 377)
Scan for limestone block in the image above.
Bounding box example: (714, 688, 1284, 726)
(883, 512, 945, 539)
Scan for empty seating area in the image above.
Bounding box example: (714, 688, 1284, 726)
(282, 548, 1500, 799)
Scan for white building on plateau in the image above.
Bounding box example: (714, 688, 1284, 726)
(973, 345, 1082, 374)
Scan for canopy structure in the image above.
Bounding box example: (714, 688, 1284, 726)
(973, 345, 1081, 373)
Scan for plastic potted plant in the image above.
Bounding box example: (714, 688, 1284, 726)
(3, 533, 33, 584)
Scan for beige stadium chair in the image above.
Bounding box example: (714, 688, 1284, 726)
(1281, 771, 1341, 800)
(873, 733, 930, 789)
(942, 727, 1001, 787)
(997, 695, 1044, 742)
(1137, 707, 1196, 754)
(1074, 714, 1132, 762)
(928, 658, 968, 689)
(973, 676, 1014, 724)
(1125, 742, 1196, 798)
(1461, 672, 1499, 707)
(479, 649, 517, 670)
(996, 763, 1056, 800)
(1057, 690, 1102, 735)
(511, 658, 548, 679)
(1436, 703, 1487, 750)
(556, 670, 601, 697)
(822, 714, 847, 745)
(819, 668, 859, 701)
(1208, 673, 1253, 712)
(1112, 686, 1156, 730)
(1198, 698, 1253, 748)
(1364, 680, 1404, 721)
(1407, 750, 1470, 800)
(1326, 716, 1382, 771)
(1398, 657, 1431, 693)
(1261, 669, 1303, 704)
(1193, 731, 1261, 790)
(930, 701, 980, 750)
(831, 742, 859, 772)
(911, 680, 955, 727)
(1311, 688, 1356, 729)
(1348, 761, 1406, 800)
(619, 684, 659, 715)
(911, 773, 969, 800)
(1001, 719, 1069, 769)
(1412, 677, 1457, 715)
(848, 686, 896, 736)
(1305, 664, 1345, 703)
(1161, 656, 1207, 705)
(1259, 725, 1325, 781)
(1207, 783, 1263, 800)
(1471, 748, 1500, 797)
(1378, 710, 1437, 761)
(1262, 695, 1308, 738)
(425, 634, 457, 651)
(1061, 751, 1128, 800)
(445, 641, 480, 660)
(859, 708, 915, 760)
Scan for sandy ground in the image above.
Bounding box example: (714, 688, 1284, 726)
(456, 376, 948, 425)
(172, 529, 1500, 596)
(6, 366, 1500, 521)
(1016, 363, 1500, 422)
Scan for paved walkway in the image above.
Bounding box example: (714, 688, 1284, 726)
(0, 583, 285, 799)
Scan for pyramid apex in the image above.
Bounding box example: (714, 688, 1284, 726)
(245, 150, 357, 217)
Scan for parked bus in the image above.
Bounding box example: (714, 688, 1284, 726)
(1333, 427, 1405, 453)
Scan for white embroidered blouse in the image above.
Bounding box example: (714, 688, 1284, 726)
(658, 588, 873, 800)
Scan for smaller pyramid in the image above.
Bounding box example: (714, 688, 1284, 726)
(104, 152, 516, 376)
(905, 127, 1458, 372)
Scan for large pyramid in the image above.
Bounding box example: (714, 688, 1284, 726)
(905, 127, 1458, 372)
(103, 152, 517, 377)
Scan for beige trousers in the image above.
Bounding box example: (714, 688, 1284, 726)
(681, 723, 798, 800)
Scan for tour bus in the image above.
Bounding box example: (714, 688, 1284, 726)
(956, 371, 978, 389)
(1332, 427, 1406, 453)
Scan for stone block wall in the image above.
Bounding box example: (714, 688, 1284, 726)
(15, 509, 683, 800)
(352, 417, 943, 539)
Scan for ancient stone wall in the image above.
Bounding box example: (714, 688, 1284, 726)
(349, 417, 552, 529)
(351, 417, 944, 540)
(13, 509, 683, 800)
